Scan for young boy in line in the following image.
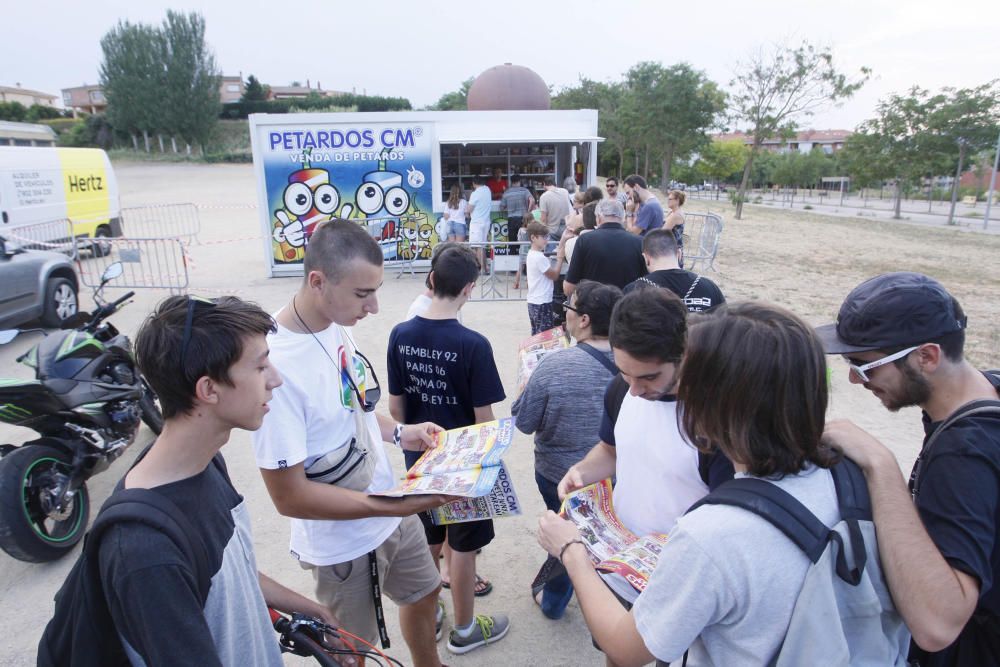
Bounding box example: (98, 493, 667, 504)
(525, 221, 565, 335)
(387, 244, 510, 655)
(98, 295, 339, 666)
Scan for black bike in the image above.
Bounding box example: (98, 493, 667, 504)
(0, 263, 163, 562)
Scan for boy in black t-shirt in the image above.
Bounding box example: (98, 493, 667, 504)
(387, 245, 510, 655)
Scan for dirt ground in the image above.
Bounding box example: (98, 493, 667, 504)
(1, 163, 998, 666)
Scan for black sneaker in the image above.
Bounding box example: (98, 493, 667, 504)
(446, 614, 510, 655)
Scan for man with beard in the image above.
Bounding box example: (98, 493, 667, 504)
(819, 272, 1000, 667)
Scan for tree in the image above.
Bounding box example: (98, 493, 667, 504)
(429, 78, 474, 111)
(728, 42, 870, 219)
(100, 20, 164, 151)
(623, 62, 725, 190)
(698, 140, 748, 197)
(843, 87, 954, 218)
(25, 105, 65, 121)
(0, 101, 27, 121)
(242, 74, 268, 102)
(927, 82, 1000, 224)
(160, 10, 220, 153)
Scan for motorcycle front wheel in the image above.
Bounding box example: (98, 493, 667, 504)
(139, 379, 164, 436)
(0, 445, 89, 562)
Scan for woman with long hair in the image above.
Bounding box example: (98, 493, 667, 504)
(443, 183, 468, 242)
(664, 189, 686, 266)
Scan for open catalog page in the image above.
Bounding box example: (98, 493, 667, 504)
(560, 479, 669, 598)
(516, 326, 569, 394)
(428, 461, 522, 526)
(372, 418, 516, 502)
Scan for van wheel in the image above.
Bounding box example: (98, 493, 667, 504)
(40, 278, 78, 328)
(92, 225, 112, 257)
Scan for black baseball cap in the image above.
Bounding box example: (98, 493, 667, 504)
(816, 272, 967, 354)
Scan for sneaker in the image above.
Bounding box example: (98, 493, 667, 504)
(436, 599, 446, 642)
(446, 614, 510, 655)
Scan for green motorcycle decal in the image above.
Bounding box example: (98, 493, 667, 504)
(57, 332, 104, 360)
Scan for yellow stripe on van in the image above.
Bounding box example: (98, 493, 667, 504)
(56, 148, 110, 236)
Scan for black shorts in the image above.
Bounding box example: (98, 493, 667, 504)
(403, 449, 496, 552)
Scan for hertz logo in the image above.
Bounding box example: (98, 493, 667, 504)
(68, 174, 104, 193)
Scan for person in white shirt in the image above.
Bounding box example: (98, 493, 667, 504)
(442, 184, 468, 242)
(252, 220, 457, 667)
(525, 222, 565, 335)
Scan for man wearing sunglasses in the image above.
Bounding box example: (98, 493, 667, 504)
(818, 272, 1000, 666)
(605, 178, 629, 209)
(253, 220, 456, 667)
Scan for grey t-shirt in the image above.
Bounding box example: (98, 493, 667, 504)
(539, 187, 571, 239)
(632, 465, 839, 665)
(511, 345, 616, 483)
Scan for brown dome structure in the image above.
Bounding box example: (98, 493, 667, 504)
(466, 63, 551, 111)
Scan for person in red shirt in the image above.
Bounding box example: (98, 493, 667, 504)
(487, 167, 507, 200)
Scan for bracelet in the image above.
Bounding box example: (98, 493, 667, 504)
(559, 538, 585, 564)
(392, 423, 404, 448)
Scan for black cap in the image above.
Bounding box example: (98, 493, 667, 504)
(816, 272, 967, 354)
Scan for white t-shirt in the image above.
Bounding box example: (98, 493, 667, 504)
(443, 199, 467, 224)
(526, 248, 554, 305)
(252, 319, 398, 566)
(613, 395, 708, 537)
(632, 465, 839, 665)
(467, 185, 492, 225)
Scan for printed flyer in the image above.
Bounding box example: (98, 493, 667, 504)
(251, 118, 438, 269)
(372, 418, 516, 501)
(516, 326, 569, 394)
(560, 479, 669, 598)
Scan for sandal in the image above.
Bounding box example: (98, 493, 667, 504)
(441, 573, 494, 597)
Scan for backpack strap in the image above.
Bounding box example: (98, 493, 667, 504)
(90, 488, 213, 604)
(577, 343, 618, 375)
(690, 461, 870, 585)
(910, 399, 1000, 498)
(689, 478, 830, 563)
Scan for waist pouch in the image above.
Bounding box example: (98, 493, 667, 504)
(304, 436, 375, 491)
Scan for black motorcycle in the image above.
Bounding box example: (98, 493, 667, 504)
(0, 263, 163, 562)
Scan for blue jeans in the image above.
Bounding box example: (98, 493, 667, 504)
(535, 471, 574, 619)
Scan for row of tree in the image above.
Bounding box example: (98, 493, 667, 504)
(0, 102, 67, 123)
(100, 11, 220, 154)
(840, 83, 1000, 222)
(431, 42, 872, 220)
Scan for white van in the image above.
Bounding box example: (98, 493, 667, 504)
(0, 146, 121, 253)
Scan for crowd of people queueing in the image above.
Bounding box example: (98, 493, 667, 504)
(41, 193, 1000, 667)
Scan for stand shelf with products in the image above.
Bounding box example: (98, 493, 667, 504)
(440, 143, 558, 201)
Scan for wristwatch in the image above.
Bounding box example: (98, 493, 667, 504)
(393, 423, 404, 448)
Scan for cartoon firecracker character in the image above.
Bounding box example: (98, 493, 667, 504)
(272, 151, 340, 263)
(396, 214, 436, 260)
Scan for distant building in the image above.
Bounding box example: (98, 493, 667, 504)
(0, 120, 58, 147)
(712, 129, 852, 154)
(61, 85, 107, 117)
(219, 74, 244, 104)
(0, 84, 59, 109)
(267, 80, 348, 100)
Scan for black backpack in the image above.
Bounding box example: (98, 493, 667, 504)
(37, 486, 212, 666)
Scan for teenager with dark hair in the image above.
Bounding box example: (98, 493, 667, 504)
(253, 219, 455, 667)
(820, 272, 1000, 666)
(538, 302, 880, 666)
(624, 229, 725, 313)
(387, 243, 510, 655)
(513, 280, 624, 619)
(550, 288, 733, 666)
(93, 295, 338, 665)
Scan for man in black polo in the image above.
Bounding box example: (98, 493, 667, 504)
(563, 198, 646, 297)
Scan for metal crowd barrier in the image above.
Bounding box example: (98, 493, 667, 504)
(680, 212, 724, 272)
(464, 240, 531, 301)
(76, 237, 189, 294)
(121, 203, 201, 245)
(1, 219, 77, 257)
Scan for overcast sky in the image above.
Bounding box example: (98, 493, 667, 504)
(5, 0, 998, 131)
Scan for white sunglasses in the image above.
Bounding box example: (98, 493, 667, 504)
(845, 346, 919, 383)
